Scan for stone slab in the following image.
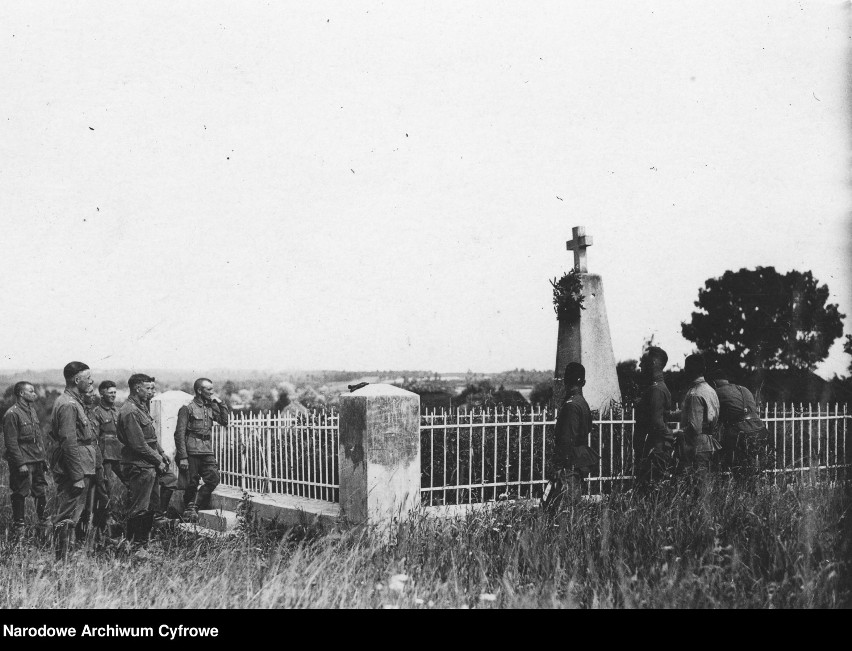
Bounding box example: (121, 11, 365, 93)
(211, 485, 340, 528)
(197, 509, 239, 532)
(176, 522, 238, 539)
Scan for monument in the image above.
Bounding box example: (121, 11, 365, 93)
(554, 226, 622, 412)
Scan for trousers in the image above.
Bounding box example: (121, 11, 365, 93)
(122, 465, 160, 518)
(8, 461, 48, 523)
(183, 454, 220, 510)
(53, 475, 93, 525)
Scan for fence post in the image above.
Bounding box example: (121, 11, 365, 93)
(338, 384, 420, 527)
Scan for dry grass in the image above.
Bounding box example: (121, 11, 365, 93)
(0, 472, 849, 608)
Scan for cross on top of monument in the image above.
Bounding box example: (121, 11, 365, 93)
(566, 226, 593, 273)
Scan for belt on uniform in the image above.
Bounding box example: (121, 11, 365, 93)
(78, 439, 95, 445)
(188, 432, 212, 441)
(101, 434, 118, 439)
(18, 437, 36, 443)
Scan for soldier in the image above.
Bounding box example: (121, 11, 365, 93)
(673, 354, 721, 481)
(542, 363, 599, 512)
(89, 380, 124, 531)
(633, 347, 675, 489)
(708, 360, 771, 480)
(50, 361, 98, 558)
(175, 378, 230, 520)
(3, 381, 49, 534)
(116, 374, 169, 544)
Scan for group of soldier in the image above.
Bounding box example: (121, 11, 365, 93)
(2, 361, 229, 557)
(545, 348, 769, 510)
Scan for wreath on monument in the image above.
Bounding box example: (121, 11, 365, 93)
(551, 269, 585, 321)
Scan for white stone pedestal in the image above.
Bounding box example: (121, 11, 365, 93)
(554, 273, 622, 412)
(338, 384, 421, 527)
(151, 390, 194, 473)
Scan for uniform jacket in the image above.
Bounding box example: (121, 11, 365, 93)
(90, 399, 122, 461)
(680, 377, 721, 454)
(174, 397, 229, 459)
(117, 394, 164, 468)
(634, 374, 673, 456)
(3, 400, 45, 467)
(714, 380, 766, 439)
(50, 389, 99, 481)
(554, 389, 598, 470)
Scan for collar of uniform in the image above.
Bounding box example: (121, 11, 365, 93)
(193, 396, 209, 407)
(691, 376, 707, 386)
(15, 399, 33, 414)
(63, 388, 85, 407)
(565, 387, 583, 400)
(128, 393, 149, 412)
(98, 397, 116, 411)
(648, 371, 664, 385)
(714, 379, 730, 387)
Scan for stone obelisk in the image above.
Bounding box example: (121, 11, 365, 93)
(554, 226, 622, 413)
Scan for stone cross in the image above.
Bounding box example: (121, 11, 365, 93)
(566, 226, 593, 273)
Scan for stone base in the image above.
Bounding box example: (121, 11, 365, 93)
(211, 485, 340, 529)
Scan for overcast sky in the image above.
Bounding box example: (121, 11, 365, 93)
(1, 1, 850, 379)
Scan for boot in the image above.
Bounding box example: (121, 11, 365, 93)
(157, 487, 174, 523)
(127, 511, 155, 545)
(54, 520, 76, 560)
(183, 501, 199, 523)
(11, 495, 26, 531)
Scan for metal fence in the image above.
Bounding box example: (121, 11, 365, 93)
(212, 410, 339, 502)
(211, 403, 850, 508)
(420, 403, 851, 506)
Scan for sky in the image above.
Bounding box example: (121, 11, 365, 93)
(1, 1, 850, 378)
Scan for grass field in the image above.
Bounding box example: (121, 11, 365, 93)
(0, 473, 850, 608)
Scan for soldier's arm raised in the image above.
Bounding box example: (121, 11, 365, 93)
(213, 400, 229, 426)
(57, 403, 84, 482)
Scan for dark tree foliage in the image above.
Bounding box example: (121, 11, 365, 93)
(616, 359, 641, 405)
(681, 267, 844, 373)
(453, 381, 528, 410)
(845, 334, 852, 376)
(529, 381, 554, 407)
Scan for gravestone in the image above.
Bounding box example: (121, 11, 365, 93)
(554, 226, 622, 412)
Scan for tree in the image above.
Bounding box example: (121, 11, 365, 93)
(845, 334, 852, 375)
(681, 267, 844, 373)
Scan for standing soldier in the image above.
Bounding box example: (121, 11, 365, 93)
(708, 360, 771, 480)
(3, 381, 49, 534)
(116, 374, 169, 544)
(673, 354, 721, 482)
(633, 347, 675, 489)
(175, 378, 230, 520)
(89, 380, 123, 531)
(50, 361, 98, 558)
(543, 363, 599, 512)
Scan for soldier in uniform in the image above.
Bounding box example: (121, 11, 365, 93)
(116, 374, 169, 543)
(175, 378, 230, 519)
(543, 363, 599, 512)
(708, 360, 771, 480)
(50, 361, 98, 558)
(89, 380, 124, 531)
(3, 381, 49, 534)
(633, 347, 675, 489)
(673, 354, 721, 481)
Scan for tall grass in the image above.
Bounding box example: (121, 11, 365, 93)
(1, 474, 849, 608)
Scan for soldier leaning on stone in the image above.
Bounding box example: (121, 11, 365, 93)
(542, 362, 599, 513)
(672, 354, 722, 482)
(633, 347, 675, 489)
(3, 381, 49, 534)
(50, 361, 99, 558)
(707, 360, 771, 480)
(175, 378, 230, 520)
(117, 374, 170, 544)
